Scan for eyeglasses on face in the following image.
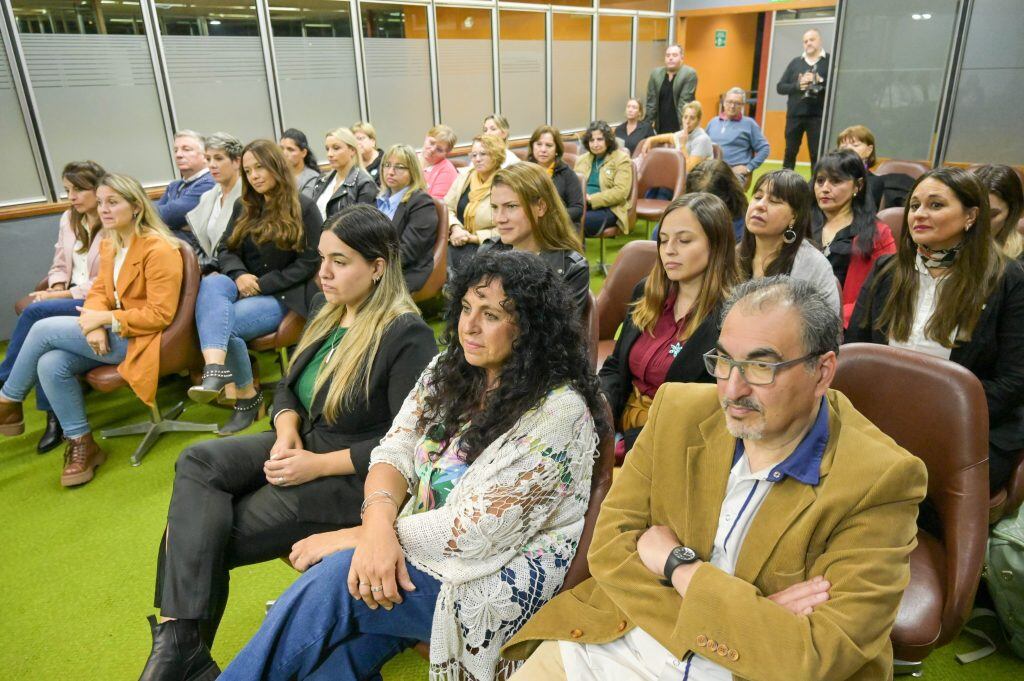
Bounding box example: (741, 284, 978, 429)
(382, 163, 409, 172)
(702, 350, 820, 386)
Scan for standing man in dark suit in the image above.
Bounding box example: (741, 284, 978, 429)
(777, 28, 830, 170)
(645, 44, 699, 135)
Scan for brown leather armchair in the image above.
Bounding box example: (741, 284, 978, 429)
(563, 151, 577, 169)
(411, 197, 449, 303)
(711, 143, 723, 160)
(876, 206, 905, 243)
(594, 240, 658, 369)
(248, 309, 307, 388)
(989, 450, 1024, 523)
(875, 160, 930, 180)
(86, 243, 218, 465)
(832, 343, 988, 674)
(14, 277, 49, 315)
(634, 147, 686, 224)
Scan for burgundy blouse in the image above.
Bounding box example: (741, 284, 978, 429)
(628, 289, 690, 398)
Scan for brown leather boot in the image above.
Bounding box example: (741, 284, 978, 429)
(60, 433, 107, 487)
(0, 399, 24, 436)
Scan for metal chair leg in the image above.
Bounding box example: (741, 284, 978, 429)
(893, 659, 924, 677)
(100, 400, 217, 466)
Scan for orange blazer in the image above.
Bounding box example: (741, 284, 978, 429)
(84, 234, 183, 405)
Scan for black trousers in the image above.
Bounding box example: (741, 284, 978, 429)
(153, 432, 349, 644)
(783, 114, 823, 170)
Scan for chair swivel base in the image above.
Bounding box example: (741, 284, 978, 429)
(893, 659, 924, 677)
(100, 400, 218, 466)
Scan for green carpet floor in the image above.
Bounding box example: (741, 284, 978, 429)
(1, 177, 1021, 678)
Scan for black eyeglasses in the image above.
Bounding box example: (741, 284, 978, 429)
(702, 350, 820, 386)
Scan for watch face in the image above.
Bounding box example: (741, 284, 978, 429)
(673, 546, 697, 562)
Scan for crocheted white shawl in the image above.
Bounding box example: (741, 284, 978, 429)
(369, 365, 598, 680)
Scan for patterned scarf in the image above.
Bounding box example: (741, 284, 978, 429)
(917, 240, 964, 269)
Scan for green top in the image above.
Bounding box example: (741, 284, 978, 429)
(295, 326, 347, 412)
(586, 155, 605, 195)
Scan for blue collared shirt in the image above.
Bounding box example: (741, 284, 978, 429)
(375, 186, 409, 220)
(732, 395, 830, 485)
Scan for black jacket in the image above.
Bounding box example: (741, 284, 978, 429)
(270, 304, 438, 524)
(600, 280, 720, 435)
(392, 190, 439, 294)
(477, 239, 590, 315)
(614, 120, 655, 156)
(309, 166, 378, 218)
(847, 255, 1024, 452)
(776, 53, 830, 117)
(551, 161, 585, 227)
(865, 171, 885, 213)
(217, 194, 323, 317)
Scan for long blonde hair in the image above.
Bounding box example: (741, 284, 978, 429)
(290, 204, 420, 421)
(492, 162, 583, 254)
(381, 144, 427, 203)
(326, 127, 366, 171)
(98, 173, 177, 249)
(632, 193, 740, 338)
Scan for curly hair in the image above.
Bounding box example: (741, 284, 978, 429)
(420, 251, 608, 462)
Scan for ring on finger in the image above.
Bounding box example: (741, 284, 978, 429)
(370, 585, 383, 593)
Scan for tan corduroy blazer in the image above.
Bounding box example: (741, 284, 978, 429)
(83, 234, 183, 406)
(503, 383, 927, 681)
(574, 148, 633, 234)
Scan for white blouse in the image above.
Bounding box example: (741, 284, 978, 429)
(70, 240, 90, 288)
(888, 257, 954, 361)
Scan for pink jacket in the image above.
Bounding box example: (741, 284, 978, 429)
(47, 210, 104, 300)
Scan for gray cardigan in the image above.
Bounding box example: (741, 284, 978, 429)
(185, 179, 242, 256)
(791, 240, 842, 314)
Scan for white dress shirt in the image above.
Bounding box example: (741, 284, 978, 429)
(889, 256, 954, 360)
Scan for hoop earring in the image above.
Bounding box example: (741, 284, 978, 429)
(783, 227, 797, 244)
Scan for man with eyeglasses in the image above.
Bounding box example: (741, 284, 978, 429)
(504, 276, 927, 681)
(706, 87, 770, 187)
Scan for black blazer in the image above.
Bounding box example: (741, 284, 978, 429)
(477, 239, 590, 316)
(271, 303, 438, 524)
(600, 280, 720, 434)
(309, 167, 378, 218)
(847, 255, 1024, 451)
(391, 190, 439, 293)
(551, 161, 585, 227)
(217, 194, 322, 317)
(614, 120, 655, 156)
(865, 171, 885, 213)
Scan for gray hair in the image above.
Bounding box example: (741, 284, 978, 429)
(721, 275, 841, 363)
(204, 131, 243, 160)
(174, 129, 206, 150)
(725, 87, 747, 103)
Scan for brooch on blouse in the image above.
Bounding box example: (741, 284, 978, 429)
(668, 342, 683, 357)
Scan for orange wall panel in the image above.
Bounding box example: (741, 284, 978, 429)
(762, 109, 811, 164)
(683, 13, 759, 124)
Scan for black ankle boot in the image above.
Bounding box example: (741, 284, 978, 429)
(216, 393, 266, 436)
(138, 615, 220, 681)
(187, 364, 233, 404)
(37, 411, 64, 454)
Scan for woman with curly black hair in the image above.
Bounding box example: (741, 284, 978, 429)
(220, 250, 608, 681)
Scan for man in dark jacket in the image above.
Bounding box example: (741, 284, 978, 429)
(776, 29, 830, 170)
(156, 129, 215, 251)
(644, 45, 698, 135)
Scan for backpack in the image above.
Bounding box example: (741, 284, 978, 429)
(957, 505, 1024, 662)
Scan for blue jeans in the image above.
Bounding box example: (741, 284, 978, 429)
(195, 273, 286, 390)
(584, 207, 617, 238)
(0, 297, 83, 411)
(0, 316, 128, 438)
(221, 548, 442, 681)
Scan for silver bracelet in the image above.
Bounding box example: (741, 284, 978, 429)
(360, 497, 398, 519)
(360, 489, 398, 517)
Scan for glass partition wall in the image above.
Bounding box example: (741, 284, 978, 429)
(2, 0, 673, 204)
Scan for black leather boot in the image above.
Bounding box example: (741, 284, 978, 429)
(138, 615, 220, 681)
(216, 392, 266, 436)
(37, 411, 64, 454)
(187, 364, 233, 404)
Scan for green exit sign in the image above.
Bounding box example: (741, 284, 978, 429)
(714, 30, 727, 47)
